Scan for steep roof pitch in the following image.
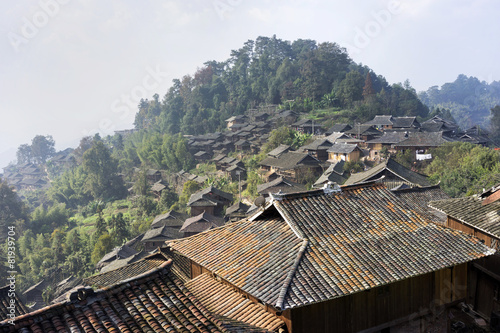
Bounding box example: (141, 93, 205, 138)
(345, 124, 382, 136)
(186, 273, 285, 332)
(343, 158, 432, 187)
(363, 115, 394, 126)
(429, 188, 500, 239)
(366, 131, 409, 144)
(325, 124, 352, 134)
(3, 259, 267, 333)
(170, 183, 493, 311)
(299, 138, 334, 151)
(151, 210, 186, 228)
(267, 144, 293, 158)
(313, 161, 346, 188)
(180, 211, 224, 233)
(187, 186, 234, 207)
(256, 177, 306, 195)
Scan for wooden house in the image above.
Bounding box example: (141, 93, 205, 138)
(225, 115, 248, 130)
(187, 186, 233, 216)
(344, 124, 382, 142)
(327, 143, 363, 162)
(344, 157, 432, 189)
(312, 160, 347, 188)
(224, 201, 250, 222)
(193, 150, 211, 162)
(363, 115, 421, 131)
(291, 119, 321, 135)
(180, 211, 224, 237)
(393, 131, 451, 160)
(429, 184, 500, 322)
(299, 139, 334, 162)
(257, 176, 306, 197)
(168, 182, 493, 333)
(226, 164, 246, 181)
(267, 144, 293, 158)
(22, 280, 47, 309)
(150, 210, 186, 229)
(324, 123, 352, 136)
(365, 131, 410, 159)
(259, 152, 323, 183)
(141, 225, 182, 251)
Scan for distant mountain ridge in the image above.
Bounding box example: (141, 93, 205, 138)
(419, 74, 500, 130)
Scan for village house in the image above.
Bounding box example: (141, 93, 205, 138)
(343, 157, 433, 189)
(259, 151, 323, 183)
(95, 245, 137, 271)
(150, 210, 186, 229)
(179, 211, 224, 237)
(299, 138, 334, 162)
(291, 119, 321, 135)
(429, 184, 500, 322)
(363, 115, 421, 131)
(393, 131, 452, 161)
(257, 176, 307, 197)
(267, 144, 294, 158)
(365, 131, 410, 160)
(22, 280, 47, 310)
(187, 186, 233, 216)
(344, 124, 382, 142)
(141, 225, 182, 251)
(225, 115, 248, 130)
(168, 182, 493, 333)
(312, 160, 347, 188)
(224, 201, 251, 222)
(420, 115, 460, 137)
(327, 143, 363, 162)
(324, 123, 352, 136)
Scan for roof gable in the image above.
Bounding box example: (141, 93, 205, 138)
(170, 183, 493, 310)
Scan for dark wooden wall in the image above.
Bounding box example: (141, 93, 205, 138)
(286, 264, 467, 333)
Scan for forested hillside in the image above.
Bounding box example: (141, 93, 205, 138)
(134, 35, 428, 136)
(419, 74, 500, 130)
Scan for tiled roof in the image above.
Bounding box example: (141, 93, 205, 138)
(99, 251, 150, 274)
(225, 201, 250, 216)
(2, 259, 267, 333)
(187, 186, 234, 207)
(391, 184, 450, 224)
(394, 131, 451, 147)
(151, 210, 186, 228)
(267, 144, 292, 158)
(325, 124, 352, 134)
(345, 124, 382, 136)
(392, 116, 419, 128)
(96, 245, 137, 269)
(363, 115, 394, 126)
(186, 273, 285, 332)
(313, 161, 346, 188)
(299, 139, 334, 151)
(170, 183, 493, 310)
(429, 190, 500, 239)
(142, 225, 182, 242)
(326, 143, 360, 154)
(85, 252, 170, 288)
(260, 152, 320, 170)
(366, 131, 409, 144)
(180, 211, 224, 233)
(0, 285, 29, 321)
(344, 158, 432, 187)
(257, 177, 306, 195)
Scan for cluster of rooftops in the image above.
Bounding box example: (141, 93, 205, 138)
(3, 178, 500, 332)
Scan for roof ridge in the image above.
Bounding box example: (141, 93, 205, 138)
(275, 239, 308, 310)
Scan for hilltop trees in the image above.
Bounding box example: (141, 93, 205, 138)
(16, 135, 55, 165)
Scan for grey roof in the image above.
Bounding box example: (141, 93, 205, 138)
(429, 187, 500, 239)
(180, 211, 224, 233)
(260, 152, 320, 170)
(187, 186, 233, 207)
(326, 143, 361, 154)
(225, 201, 251, 215)
(345, 124, 382, 136)
(392, 116, 419, 128)
(151, 182, 166, 192)
(234, 139, 251, 146)
(344, 158, 432, 187)
(96, 245, 137, 269)
(325, 124, 352, 134)
(366, 131, 410, 144)
(300, 139, 334, 151)
(143, 225, 182, 241)
(267, 144, 293, 158)
(394, 131, 451, 147)
(313, 161, 347, 188)
(151, 211, 186, 228)
(363, 115, 394, 126)
(391, 184, 450, 224)
(257, 176, 306, 195)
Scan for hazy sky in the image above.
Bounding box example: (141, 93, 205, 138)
(1, 0, 499, 168)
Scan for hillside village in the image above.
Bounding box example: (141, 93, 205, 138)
(2, 105, 500, 332)
(2, 35, 500, 332)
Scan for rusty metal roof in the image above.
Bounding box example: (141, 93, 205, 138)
(170, 183, 494, 310)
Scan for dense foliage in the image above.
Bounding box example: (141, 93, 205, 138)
(419, 74, 500, 130)
(134, 36, 428, 136)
